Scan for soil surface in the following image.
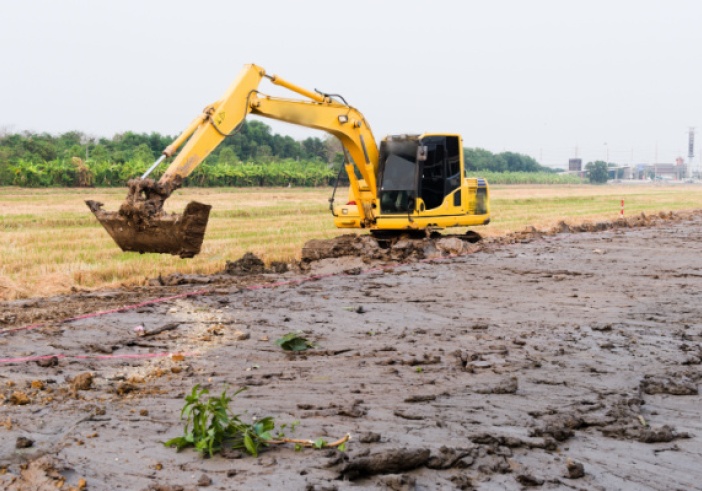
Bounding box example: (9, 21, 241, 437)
(2, 212, 702, 490)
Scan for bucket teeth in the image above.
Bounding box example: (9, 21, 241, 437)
(86, 200, 211, 258)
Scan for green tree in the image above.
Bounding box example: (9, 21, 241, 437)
(586, 160, 609, 184)
(218, 147, 238, 165)
(464, 147, 507, 172)
(89, 144, 110, 162)
(133, 143, 155, 163)
(302, 137, 327, 161)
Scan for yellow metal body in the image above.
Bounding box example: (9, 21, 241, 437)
(333, 133, 489, 230)
(157, 64, 490, 233)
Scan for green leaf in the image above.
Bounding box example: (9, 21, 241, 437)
(338, 442, 346, 452)
(256, 417, 276, 433)
(164, 436, 188, 450)
(274, 332, 314, 351)
(313, 438, 326, 449)
(244, 432, 258, 457)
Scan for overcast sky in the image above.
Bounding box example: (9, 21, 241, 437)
(1, 0, 701, 168)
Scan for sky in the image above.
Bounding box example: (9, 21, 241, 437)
(1, 0, 701, 169)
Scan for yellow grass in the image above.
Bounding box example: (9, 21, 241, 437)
(2, 184, 702, 299)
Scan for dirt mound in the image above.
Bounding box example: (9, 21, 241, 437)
(224, 252, 267, 275)
(480, 209, 699, 247)
(222, 253, 290, 276)
(300, 211, 700, 266)
(301, 233, 482, 264)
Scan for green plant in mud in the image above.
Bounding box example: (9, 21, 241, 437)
(164, 385, 272, 457)
(165, 385, 349, 457)
(275, 332, 315, 351)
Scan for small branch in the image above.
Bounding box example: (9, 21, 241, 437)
(142, 322, 181, 337)
(266, 433, 351, 448)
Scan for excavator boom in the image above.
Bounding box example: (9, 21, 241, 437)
(87, 64, 379, 257)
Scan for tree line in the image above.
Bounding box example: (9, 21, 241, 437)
(0, 123, 568, 187)
(463, 148, 557, 174)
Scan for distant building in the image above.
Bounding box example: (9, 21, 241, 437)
(631, 161, 687, 180)
(568, 158, 582, 172)
(608, 166, 634, 180)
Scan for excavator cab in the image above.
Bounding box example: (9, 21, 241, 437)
(372, 134, 488, 230)
(378, 134, 464, 213)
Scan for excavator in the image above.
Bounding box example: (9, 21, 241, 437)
(87, 64, 490, 258)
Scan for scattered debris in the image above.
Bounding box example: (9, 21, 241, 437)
(516, 473, 544, 487)
(566, 458, 585, 479)
(15, 436, 34, 449)
(197, 473, 212, 487)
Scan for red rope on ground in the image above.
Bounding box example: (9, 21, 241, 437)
(1, 288, 211, 335)
(1, 249, 476, 337)
(0, 351, 199, 365)
(0, 252, 482, 364)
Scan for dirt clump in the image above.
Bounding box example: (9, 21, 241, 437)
(36, 356, 59, 368)
(15, 437, 34, 449)
(70, 373, 93, 391)
(301, 232, 481, 265)
(339, 448, 431, 480)
(566, 458, 585, 479)
(9, 392, 30, 405)
(516, 473, 544, 486)
(224, 252, 266, 275)
(640, 374, 699, 395)
(149, 272, 216, 286)
(475, 376, 519, 394)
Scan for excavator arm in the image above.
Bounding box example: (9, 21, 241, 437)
(87, 64, 380, 257)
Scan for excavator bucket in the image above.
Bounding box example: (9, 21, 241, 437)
(86, 179, 212, 258)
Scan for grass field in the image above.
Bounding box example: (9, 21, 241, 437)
(2, 183, 702, 299)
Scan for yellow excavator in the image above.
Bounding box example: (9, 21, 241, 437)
(87, 64, 490, 258)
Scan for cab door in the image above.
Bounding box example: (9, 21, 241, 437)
(419, 136, 462, 212)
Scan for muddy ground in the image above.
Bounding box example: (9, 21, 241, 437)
(1, 212, 702, 490)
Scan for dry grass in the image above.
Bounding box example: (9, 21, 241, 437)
(484, 184, 702, 236)
(2, 183, 702, 300)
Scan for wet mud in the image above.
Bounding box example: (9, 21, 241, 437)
(2, 211, 702, 490)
